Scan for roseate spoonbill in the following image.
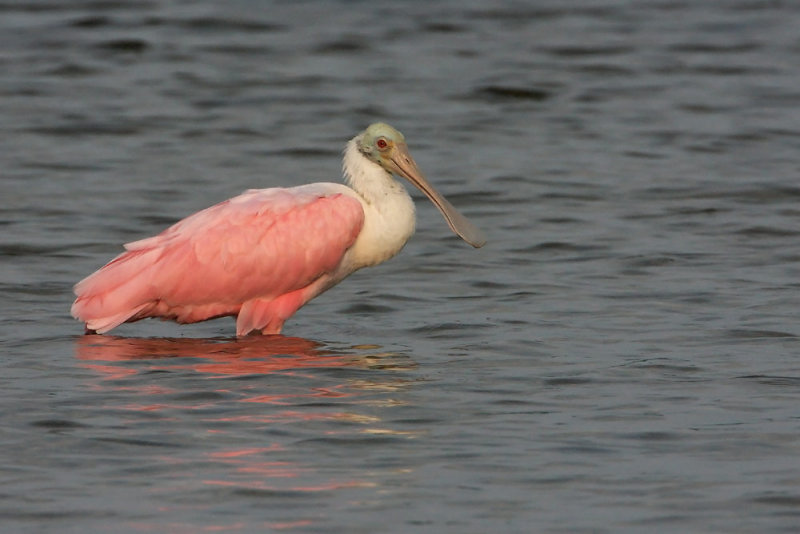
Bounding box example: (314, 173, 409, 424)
(72, 122, 486, 336)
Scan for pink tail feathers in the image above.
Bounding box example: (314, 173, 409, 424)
(71, 249, 160, 333)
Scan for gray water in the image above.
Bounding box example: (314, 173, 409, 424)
(2, 1, 800, 532)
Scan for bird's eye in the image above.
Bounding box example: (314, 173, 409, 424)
(376, 138, 388, 150)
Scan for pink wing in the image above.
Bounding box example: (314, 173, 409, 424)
(72, 185, 365, 335)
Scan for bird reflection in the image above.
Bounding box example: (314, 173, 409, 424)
(75, 334, 416, 379)
(74, 334, 419, 433)
(75, 334, 352, 376)
(73, 335, 418, 528)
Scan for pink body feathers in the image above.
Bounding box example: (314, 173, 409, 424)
(72, 186, 364, 336)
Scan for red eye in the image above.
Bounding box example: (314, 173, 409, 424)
(376, 138, 388, 149)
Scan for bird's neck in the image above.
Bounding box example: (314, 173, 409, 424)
(340, 138, 416, 268)
(342, 139, 408, 205)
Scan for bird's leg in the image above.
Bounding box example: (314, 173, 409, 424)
(260, 317, 286, 336)
(236, 288, 318, 337)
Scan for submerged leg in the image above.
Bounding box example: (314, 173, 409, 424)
(235, 278, 333, 337)
(236, 292, 304, 337)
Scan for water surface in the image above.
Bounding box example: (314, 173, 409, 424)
(2, 1, 800, 532)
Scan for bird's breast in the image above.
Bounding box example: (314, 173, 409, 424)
(344, 186, 416, 270)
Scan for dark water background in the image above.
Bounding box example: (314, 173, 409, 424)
(3, 1, 800, 532)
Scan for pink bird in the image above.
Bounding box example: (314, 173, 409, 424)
(72, 123, 486, 336)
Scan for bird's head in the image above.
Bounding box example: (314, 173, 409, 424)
(355, 122, 486, 248)
(357, 122, 407, 166)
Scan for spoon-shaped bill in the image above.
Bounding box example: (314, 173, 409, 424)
(388, 144, 486, 248)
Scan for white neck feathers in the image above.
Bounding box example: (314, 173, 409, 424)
(339, 137, 416, 267)
(342, 139, 404, 205)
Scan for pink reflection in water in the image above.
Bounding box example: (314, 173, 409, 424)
(74, 335, 407, 532)
(75, 335, 356, 378)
